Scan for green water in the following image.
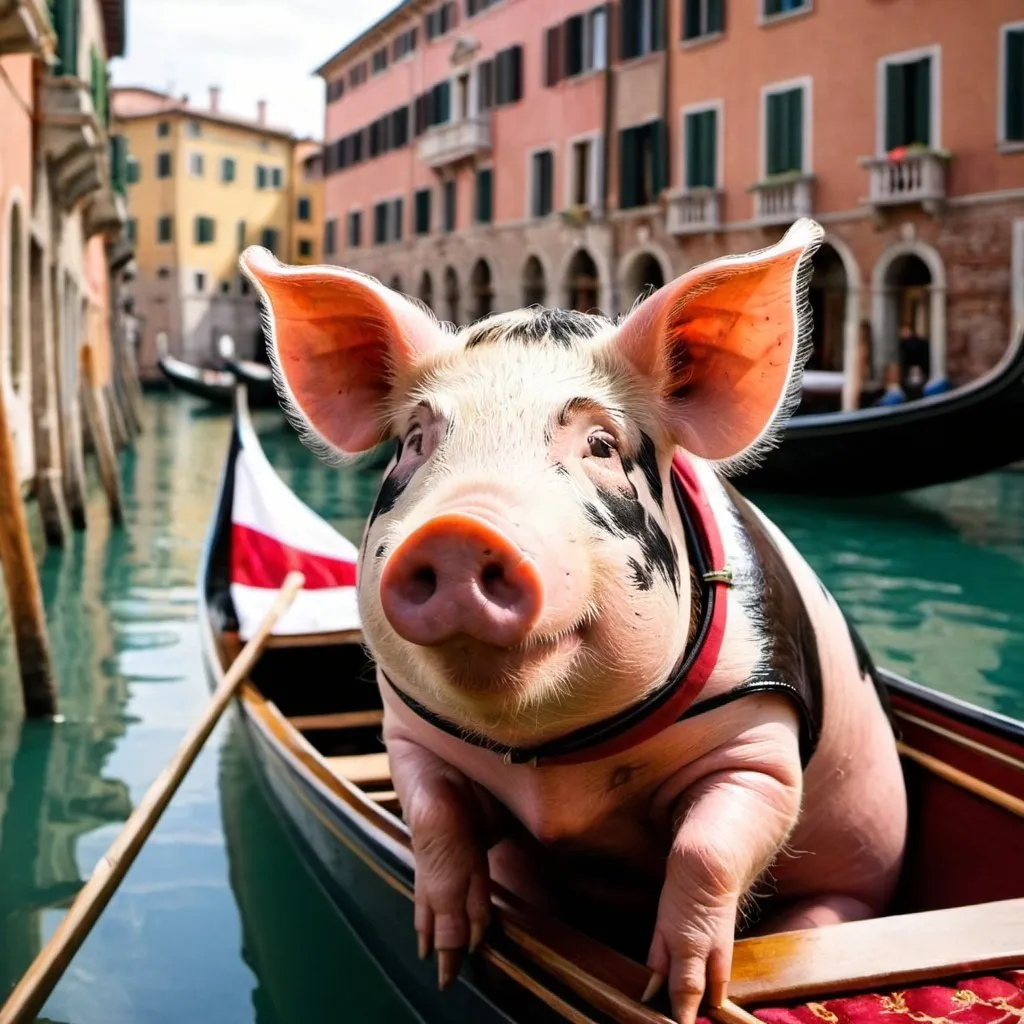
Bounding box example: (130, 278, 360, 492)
(0, 393, 1020, 1023)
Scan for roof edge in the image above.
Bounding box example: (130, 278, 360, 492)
(313, 0, 427, 79)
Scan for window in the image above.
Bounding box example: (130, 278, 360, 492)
(186, 119, 202, 137)
(475, 167, 494, 223)
(327, 78, 345, 103)
(763, 0, 807, 17)
(270, 167, 283, 189)
(466, 0, 501, 16)
(156, 120, 170, 137)
(189, 152, 204, 178)
(442, 179, 456, 232)
(237, 220, 246, 249)
(555, 9, 608, 79)
(1003, 25, 1024, 143)
(372, 46, 388, 73)
(156, 152, 172, 178)
(683, 0, 724, 41)
(765, 84, 806, 175)
(343, 212, 358, 249)
(261, 228, 279, 252)
(494, 45, 523, 106)
(587, 7, 608, 70)
(415, 188, 432, 235)
(620, 0, 664, 61)
(618, 120, 667, 208)
(126, 156, 140, 184)
(194, 272, 206, 292)
(297, 197, 311, 221)
(157, 215, 173, 243)
(393, 26, 418, 60)
(570, 136, 601, 207)
(425, 1, 455, 39)
(157, 266, 171, 279)
(126, 217, 137, 244)
(391, 198, 404, 242)
(684, 106, 718, 188)
(255, 165, 268, 189)
(221, 157, 236, 183)
(373, 202, 388, 245)
(194, 216, 216, 244)
(531, 150, 554, 217)
(348, 62, 367, 88)
(219, 280, 231, 295)
(881, 53, 934, 152)
(298, 239, 314, 257)
(415, 80, 452, 132)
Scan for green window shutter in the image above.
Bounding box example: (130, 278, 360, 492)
(54, 0, 79, 76)
(764, 0, 780, 14)
(787, 88, 803, 171)
(703, 110, 717, 185)
(766, 92, 783, 175)
(1008, 30, 1024, 141)
(912, 57, 931, 147)
(708, 0, 724, 33)
(618, 128, 635, 208)
(476, 169, 493, 223)
(651, 119, 667, 197)
(683, 0, 700, 40)
(687, 110, 716, 188)
(650, 0, 665, 51)
(685, 113, 699, 188)
(620, 0, 639, 60)
(885, 62, 906, 151)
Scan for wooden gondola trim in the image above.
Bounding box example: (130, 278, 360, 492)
(726, 897, 1024, 1004)
(289, 710, 384, 731)
(897, 743, 1024, 819)
(264, 629, 364, 649)
(895, 710, 1024, 774)
(326, 753, 392, 785)
(483, 947, 604, 1024)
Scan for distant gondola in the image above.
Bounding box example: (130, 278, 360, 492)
(227, 358, 279, 409)
(157, 351, 280, 409)
(740, 327, 1024, 497)
(200, 388, 1024, 1023)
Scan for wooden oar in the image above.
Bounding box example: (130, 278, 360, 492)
(0, 571, 306, 1024)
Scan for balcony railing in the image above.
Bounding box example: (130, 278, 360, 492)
(861, 149, 948, 214)
(665, 188, 721, 235)
(749, 173, 814, 227)
(0, 0, 55, 59)
(84, 190, 127, 240)
(417, 114, 491, 169)
(43, 75, 104, 208)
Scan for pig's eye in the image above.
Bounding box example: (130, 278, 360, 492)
(586, 432, 616, 459)
(402, 427, 424, 456)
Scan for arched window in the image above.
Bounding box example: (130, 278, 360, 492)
(418, 270, 434, 312)
(622, 252, 665, 309)
(808, 243, 848, 372)
(566, 249, 599, 313)
(443, 267, 460, 325)
(470, 258, 493, 320)
(522, 256, 546, 307)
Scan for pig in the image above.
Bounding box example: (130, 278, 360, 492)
(240, 218, 907, 1024)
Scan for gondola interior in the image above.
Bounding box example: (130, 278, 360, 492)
(203, 394, 1024, 1022)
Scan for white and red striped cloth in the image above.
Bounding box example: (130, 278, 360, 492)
(230, 431, 361, 639)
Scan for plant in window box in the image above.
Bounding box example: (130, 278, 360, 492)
(560, 204, 591, 228)
(747, 168, 809, 190)
(886, 144, 951, 162)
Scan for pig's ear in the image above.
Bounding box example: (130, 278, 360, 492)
(606, 218, 823, 467)
(239, 247, 448, 456)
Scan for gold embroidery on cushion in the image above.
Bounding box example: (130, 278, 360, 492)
(879, 990, 960, 1024)
(807, 1003, 839, 1023)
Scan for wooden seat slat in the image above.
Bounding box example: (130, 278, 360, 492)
(289, 710, 384, 732)
(325, 752, 392, 786)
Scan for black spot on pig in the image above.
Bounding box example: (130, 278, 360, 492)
(368, 468, 411, 528)
(375, 544, 386, 558)
(628, 557, 654, 591)
(464, 308, 606, 350)
(585, 487, 679, 595)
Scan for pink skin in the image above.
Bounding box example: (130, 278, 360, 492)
(241, 222, 907, 1022)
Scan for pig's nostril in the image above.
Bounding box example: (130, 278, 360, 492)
(405, 566, 437, 605)
(480, 561, 523, 609)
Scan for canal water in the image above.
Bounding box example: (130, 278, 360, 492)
(0, 392, 1020, 1023)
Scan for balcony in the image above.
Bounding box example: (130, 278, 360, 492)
(418, 115, 491, 170)
(0, 0, 55, 59)
(665, 188, 721, 235)
(43, 75, 104, 209)
(84, 189, 127, 240)
(749, 173, 814, 227)
(860, 148, 948, 216)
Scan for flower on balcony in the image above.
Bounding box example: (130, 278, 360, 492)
(886, 143, 951, 162)
(560, 204, 591, 228)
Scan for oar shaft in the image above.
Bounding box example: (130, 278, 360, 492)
(0, 571, 305, 1024)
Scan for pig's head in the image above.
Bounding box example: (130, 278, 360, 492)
(240, 219, 822, 746)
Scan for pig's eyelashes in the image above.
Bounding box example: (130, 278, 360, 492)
(586, 432, 617, 459)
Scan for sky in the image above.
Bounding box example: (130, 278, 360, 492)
(110, 0, 399, 139)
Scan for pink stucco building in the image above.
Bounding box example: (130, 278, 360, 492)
(316, 0, 1024, 394)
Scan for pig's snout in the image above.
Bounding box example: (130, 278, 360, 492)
(380, 513, 544, 648)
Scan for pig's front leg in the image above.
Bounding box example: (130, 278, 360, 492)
(648, 715, 803, 1024)
(386, 732, 501, 989)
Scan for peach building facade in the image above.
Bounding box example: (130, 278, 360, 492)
(317, 0, 1024, 395)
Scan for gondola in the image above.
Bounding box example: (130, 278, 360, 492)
(200, 388, 1024, 1024)
(227, 358, 280, 409)
(740, 327, 1024, 497)
(157, 350, 280, 409)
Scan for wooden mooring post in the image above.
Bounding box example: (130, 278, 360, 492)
(0, 374, 57, 718)
(80, 346, 124, 527)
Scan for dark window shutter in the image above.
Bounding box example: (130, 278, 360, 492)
(1009, 30, 1024, 140)
(912, 57, 931, 147)
(394, 198, 404, 242)
(511, 45, 523, 101)
(651, 0, 665, 51)
(684, 113, 699, 188)
(651, 119, 667, 197)
(620, 0, 639, 60)
(566, 15, 584, 76)
(543, 152, 554, 214)
(709, 0, 724, 33)
(683, 0, 700, 39)
(479, 60, 494, 109)
(618, 128, 636, 208)
(766, 91, 782, 175)
(885, 62, 906, 151)
(544, 25, 563, 86)
(702, 110, 717, 185)
(438, 80, 451, 122)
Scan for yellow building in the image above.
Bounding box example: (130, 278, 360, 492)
(111, 87, 322, 377)
(291, 139, 324, 266)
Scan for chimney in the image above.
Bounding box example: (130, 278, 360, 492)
(256, 99, 267, 126)
(209, 86, 220, 112)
